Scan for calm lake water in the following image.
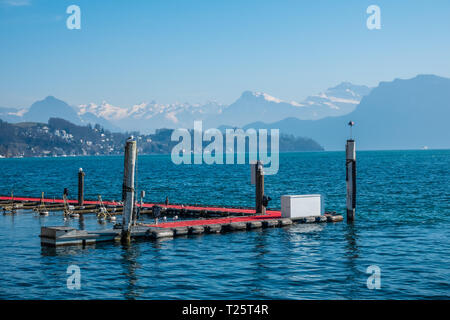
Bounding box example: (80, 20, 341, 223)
(0, 150, 449, 299)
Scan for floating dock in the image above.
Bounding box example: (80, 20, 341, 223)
(0, 195, 281, 217)
(0, 195, 343, 247)
(39, 213, 343, 247)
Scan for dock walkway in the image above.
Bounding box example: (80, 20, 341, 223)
(0, 195, 280, 216)
(0, 195, 343, 247)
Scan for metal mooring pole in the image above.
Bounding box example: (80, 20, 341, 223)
(121, 150, 127, 202)
(136, 190, 145, 223)
(78, 168, 85, 206)
(346, 139, 356, 222)
(121, 138, 137, 244)
(255, 161, 265, 214)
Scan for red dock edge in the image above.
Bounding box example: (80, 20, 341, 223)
(0, 195, 282, 228)
(145, 212, 282, 229)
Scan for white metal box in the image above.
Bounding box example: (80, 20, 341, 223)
(281, 194, 324, 218)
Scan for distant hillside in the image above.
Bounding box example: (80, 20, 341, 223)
(244, 75, 450, 150)
(0, 118, 126, 158)
(0, 118, 323, 158)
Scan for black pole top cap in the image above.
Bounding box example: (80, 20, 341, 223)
(348, 121, 355, 126)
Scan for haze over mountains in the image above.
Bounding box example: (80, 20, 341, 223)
(0, 96, 121, 132)
(246, 75, 450, 150)
(80, 82, 371, 130)
(0, 74, 448, 150)
(0, 82, 370, 133)
(209, 82, 370, 128)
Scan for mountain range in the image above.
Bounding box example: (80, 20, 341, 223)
(1, 74, 448, 150)
(245, 75, 450, 150)
(0, 96, 121, 132)
(208, 82, 370, 128)
(0, 82, 371, 133)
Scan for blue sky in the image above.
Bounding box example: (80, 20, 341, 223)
(1, 0, 449, 108)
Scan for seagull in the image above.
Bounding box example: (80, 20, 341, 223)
(348, 121, 355, 139)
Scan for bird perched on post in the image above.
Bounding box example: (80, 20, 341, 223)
(348, 121, 355, 139)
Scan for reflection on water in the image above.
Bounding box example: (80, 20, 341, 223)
(78, 214, 85, 230)
(250, 230, 268, 297)
(121, 243, 141, 300)
(41, 245, 92, 257)
(344, 223, 360, 299)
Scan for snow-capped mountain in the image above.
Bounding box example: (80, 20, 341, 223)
(0, 82, 371, 133)
(244, 75, 450, 150)
(302, 82, 371, 118)
(74, 82, 371, 131)
(0, 96, 121, 132)
(77, 100, 225, 132)
(204, 82, 371, 128)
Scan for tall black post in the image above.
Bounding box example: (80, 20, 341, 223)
(255, 161, 265, 214)
(78, 168, 85, 206)
(346, 139, 356, 222)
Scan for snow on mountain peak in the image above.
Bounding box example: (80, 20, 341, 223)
(78, 102, 129, 120)
(70, 82, 370, 131)
(76, 99, 227, 129)
(241, 91, 305, 107)
(254, 92, 283, 103)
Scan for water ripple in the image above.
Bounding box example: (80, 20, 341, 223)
(0, 150, 449, 299)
